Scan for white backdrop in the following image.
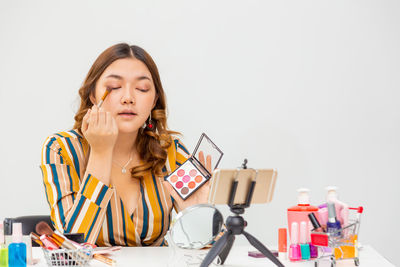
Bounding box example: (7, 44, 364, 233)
(0, 0, 399, 265)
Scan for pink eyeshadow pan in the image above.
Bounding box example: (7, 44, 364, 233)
(189, 169, 197, 177)
(176, 181, 183, 189)
(177, 169, 185, 177)
(182, 175, 191, 183)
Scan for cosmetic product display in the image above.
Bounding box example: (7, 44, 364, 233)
(0, 222, 8, 267)
(287, 188, 319, 242)
(165, 133, 223, 200)
(8, 223, 26, 267)
(32, 221, 116, 266)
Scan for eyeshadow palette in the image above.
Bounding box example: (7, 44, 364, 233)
(165, 133, 224, 200)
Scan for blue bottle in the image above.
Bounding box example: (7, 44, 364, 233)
(8, 223, 26, 267)
(327, 202, 342, 237)
(299, 221, 310, 260)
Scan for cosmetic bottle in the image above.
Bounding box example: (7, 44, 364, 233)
(288, 222, 301, 261)
(8, 223, 26, 267)
(327, 202, 342, 237)
(0, 222, 8, 267)
(318, 186, 349, 228)
(299, 221, 310, 260)
(308, 221, 318, 259)
(278, 228, 287, 261)
(287, 188, 319, 242)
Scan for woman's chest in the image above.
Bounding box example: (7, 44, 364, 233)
(111, 166, 141, 216)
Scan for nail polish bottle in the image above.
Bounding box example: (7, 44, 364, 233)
(8, 223, 26, 267)
(289, 222, 301, 261)
(308, 221, 318, 259)
(327, 202, 342, 237)
(0, 222, 8, 267)
(299, 221, 310, 260)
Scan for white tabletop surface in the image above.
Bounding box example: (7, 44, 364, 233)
(31, 244, 394, 267)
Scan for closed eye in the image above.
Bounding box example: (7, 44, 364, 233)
(137, 88, 150, 92)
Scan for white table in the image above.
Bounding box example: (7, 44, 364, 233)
(31, 245, 394, 267)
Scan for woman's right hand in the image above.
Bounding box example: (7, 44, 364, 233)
(82, 105, 118, 154)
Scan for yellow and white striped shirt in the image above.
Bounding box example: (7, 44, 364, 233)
(40, 129, 189, 246)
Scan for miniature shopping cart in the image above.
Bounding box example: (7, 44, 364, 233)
(42, 247, 93, 267)
(311, 206, 363, 267)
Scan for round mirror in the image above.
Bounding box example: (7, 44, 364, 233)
(168, 204, 224, 249)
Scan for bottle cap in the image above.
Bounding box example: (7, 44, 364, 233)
(325, 186, 339, 202)
(278, 228, 287, 253)
(0, 222, 4, 244)
(12, 222, 23, 243)
(327, 202, 337, 222)
(297, 188, 310, 205)
(300, 221, 307, 244)
(308, 213, 322, 230)
(290, 222, 299, 244)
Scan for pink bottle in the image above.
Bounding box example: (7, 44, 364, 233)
(287, 188, 319, 243)
(289, 222, 301, 261)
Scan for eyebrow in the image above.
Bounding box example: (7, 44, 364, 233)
(105, 74, 151, 81)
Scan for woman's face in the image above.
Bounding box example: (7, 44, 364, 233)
(91, 58, 157, 134)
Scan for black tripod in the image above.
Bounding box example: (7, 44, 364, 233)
(200, 160, 284, 267)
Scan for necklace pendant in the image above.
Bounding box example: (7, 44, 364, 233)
(122, 168, 127, 174)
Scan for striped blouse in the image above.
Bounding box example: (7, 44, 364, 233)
(40, 129, 189, 246)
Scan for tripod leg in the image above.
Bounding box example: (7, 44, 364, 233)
(243, 231, 285, 267)
(218, 235, 235, 264)
(200, 231, 231, 267)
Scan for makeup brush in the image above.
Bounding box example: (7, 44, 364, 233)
(36, 222, 77, 250)
(97, 87, 112, 108)
(30, 232, 44, 248)
(36, 222, 116, 266)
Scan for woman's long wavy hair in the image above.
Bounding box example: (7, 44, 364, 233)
(73, 43, 178, 179)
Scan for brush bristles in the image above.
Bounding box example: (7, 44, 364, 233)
(35, 221, 54, 236)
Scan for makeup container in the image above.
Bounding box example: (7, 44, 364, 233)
(288, 222, 301, 261)
(327, 202, 342, 237)
(278, 228, 287, 261)
(287, 188, 319, 243)
(165, 133, 223, 200)
(299, 221, 310, 260)
(8, 223, 26, 267)
(308, 222, 318, 259)
(0, 222, 8, 267)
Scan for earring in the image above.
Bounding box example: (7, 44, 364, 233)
(142, 113, 154, 130)
(147, 113, 154, 130)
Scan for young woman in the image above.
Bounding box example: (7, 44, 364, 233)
(40, 43, 211, 246)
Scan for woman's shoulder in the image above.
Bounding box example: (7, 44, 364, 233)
(169, 136, 190, 157)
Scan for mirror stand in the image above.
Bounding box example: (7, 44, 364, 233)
(200, 160, 285, 267)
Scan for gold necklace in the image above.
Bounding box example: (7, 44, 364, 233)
(113, 152, 133, 174)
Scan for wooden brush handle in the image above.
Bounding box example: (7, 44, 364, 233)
(94, 254, 116, 266)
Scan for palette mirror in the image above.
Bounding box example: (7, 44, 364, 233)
(167, 204, 224, 249)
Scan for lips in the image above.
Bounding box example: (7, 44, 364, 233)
(118, 110, 137, 115)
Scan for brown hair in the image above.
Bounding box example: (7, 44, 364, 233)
(73, 43, 178, 179)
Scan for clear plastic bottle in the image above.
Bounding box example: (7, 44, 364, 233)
(8, 223, 26, 267)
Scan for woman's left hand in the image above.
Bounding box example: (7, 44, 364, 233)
(163, 151, 212, 212)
